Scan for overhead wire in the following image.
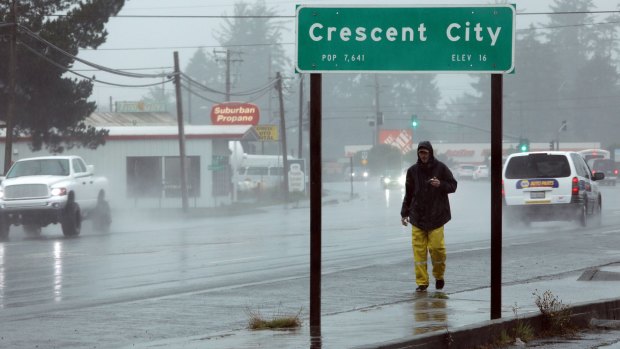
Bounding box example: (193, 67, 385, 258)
(181, 79, 275, 104)
(13, 21, 278, 95)
(180, 83, 223, 104)
(19, 40, 175, 88)
(17, 24, 174, 79)
(180, 73, 278, 96)
(45, 10, 620, 20)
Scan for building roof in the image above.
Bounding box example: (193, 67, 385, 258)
(84, 112, 177, 126)
(102, 125, 259, 141)
(1, 124, 259, 142)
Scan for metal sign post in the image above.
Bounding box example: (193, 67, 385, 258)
(298, 4, 515, 330)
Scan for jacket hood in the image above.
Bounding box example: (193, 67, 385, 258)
(417, 141, 435, 159)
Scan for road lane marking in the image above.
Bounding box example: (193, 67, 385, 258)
(206, 256, 263, 265)
(601, 229, 620, 235)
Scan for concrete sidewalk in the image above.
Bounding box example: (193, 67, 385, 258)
(125, 264, 620, 349)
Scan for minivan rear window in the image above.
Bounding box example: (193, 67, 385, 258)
(505, 154, 571, 179)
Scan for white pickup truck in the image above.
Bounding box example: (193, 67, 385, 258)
(0, 155, 111, 238)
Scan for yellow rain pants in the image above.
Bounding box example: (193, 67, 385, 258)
(411, 225, 446, 286)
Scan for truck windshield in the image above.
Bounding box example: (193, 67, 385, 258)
(6, 159, 70, 178)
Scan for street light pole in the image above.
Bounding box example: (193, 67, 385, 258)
(4, 0, 18, 173)
(556, 120, 567, 150)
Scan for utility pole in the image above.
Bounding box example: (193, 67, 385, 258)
(298, 74, 304, 159)
(276, 72, 290, 203)
(225, 50, 230, 101)
(187, 81, 192, 124)
(173, 52, 189, 212)
(374, 74, 381, 147)
(4, 0, 17, 173)
(214, 49, 242, 102)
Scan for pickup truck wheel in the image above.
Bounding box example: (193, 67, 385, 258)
(62, 202, 82, 237)
(23, 225, 42, 236)
(0, 215, 9, 239)
(92, 200, 111, 232)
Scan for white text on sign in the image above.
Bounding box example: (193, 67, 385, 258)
(309, 22, 501, 46)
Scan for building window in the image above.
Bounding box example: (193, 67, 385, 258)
(163, 156, 200, 198)
(126, 156, 201, 198)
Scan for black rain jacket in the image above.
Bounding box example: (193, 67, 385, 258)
(400, 141, 458, 231)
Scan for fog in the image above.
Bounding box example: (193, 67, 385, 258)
(70, 0, 620, 162)
(2, 2, 620, 347)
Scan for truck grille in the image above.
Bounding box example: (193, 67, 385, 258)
(4, 184, 49, 199)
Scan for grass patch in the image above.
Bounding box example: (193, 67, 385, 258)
(533, 289, 575, 336)
(246, 307, 303, 330)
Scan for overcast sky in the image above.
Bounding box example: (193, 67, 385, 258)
(74, 0, 617, 112)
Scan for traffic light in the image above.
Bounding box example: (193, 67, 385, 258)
(377, 112, 384, 126)
(517, 138, 530, 152)
(411, 115, 418, 128)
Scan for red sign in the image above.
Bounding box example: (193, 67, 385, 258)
(379, 129, 413, 154)
(211, 102, 260, 125)
(445, 149, 476, 157)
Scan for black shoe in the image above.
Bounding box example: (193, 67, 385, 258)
(436, 279, 445, 290)
(415, 285, 428, 293)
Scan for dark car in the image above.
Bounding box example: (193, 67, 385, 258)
(380, 169, 405, 189)
(344, 166, 369, 182)
(587, 159, 618, 186)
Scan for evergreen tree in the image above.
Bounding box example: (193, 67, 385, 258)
(182, 48, 221, 124)
(213, 0, 289, 124)
(0, 0, 125, 153)
(447, 0, 620, 147)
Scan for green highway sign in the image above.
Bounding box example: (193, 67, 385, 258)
(296, 5, 515, 73)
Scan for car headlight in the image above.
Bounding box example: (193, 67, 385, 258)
(51, 187, 67, 196)
(383, 177, 391, 184)
(399, 175, 406, 186)
(0, 189, 4, 200)
(363, 171, 369, 178)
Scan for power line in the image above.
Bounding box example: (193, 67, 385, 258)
(51, 14, 295, 19)
(181, 83, 223, 104)
(80, 42, 292, 51)
(519, 10, 620, 16)
(74, 66, 173, 72)
(18, 24, 174, 78)
(45, 10, 620, 20)
(181, 73, 277, 97)
(19, 40, 175, 88)
(75, 20, 618, 52)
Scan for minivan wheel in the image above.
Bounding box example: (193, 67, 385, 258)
(595, 197, 603, 226)
(579, 203, 588, 227)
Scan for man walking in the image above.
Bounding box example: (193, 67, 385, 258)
(401, 141, 457, 292)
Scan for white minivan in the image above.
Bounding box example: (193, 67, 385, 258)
(502, 151, 604, 227)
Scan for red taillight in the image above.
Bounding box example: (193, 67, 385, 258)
(501, 180, 504, 196)
(592, 170, 597, 175)
(571, 176, 579, 195)
(615, 169, 619, 175)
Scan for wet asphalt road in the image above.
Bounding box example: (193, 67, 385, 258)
(1, 180, 620, 348)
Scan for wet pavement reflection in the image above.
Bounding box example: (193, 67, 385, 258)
(310, 325, 321, 349)
(412, 293, 448, 335)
